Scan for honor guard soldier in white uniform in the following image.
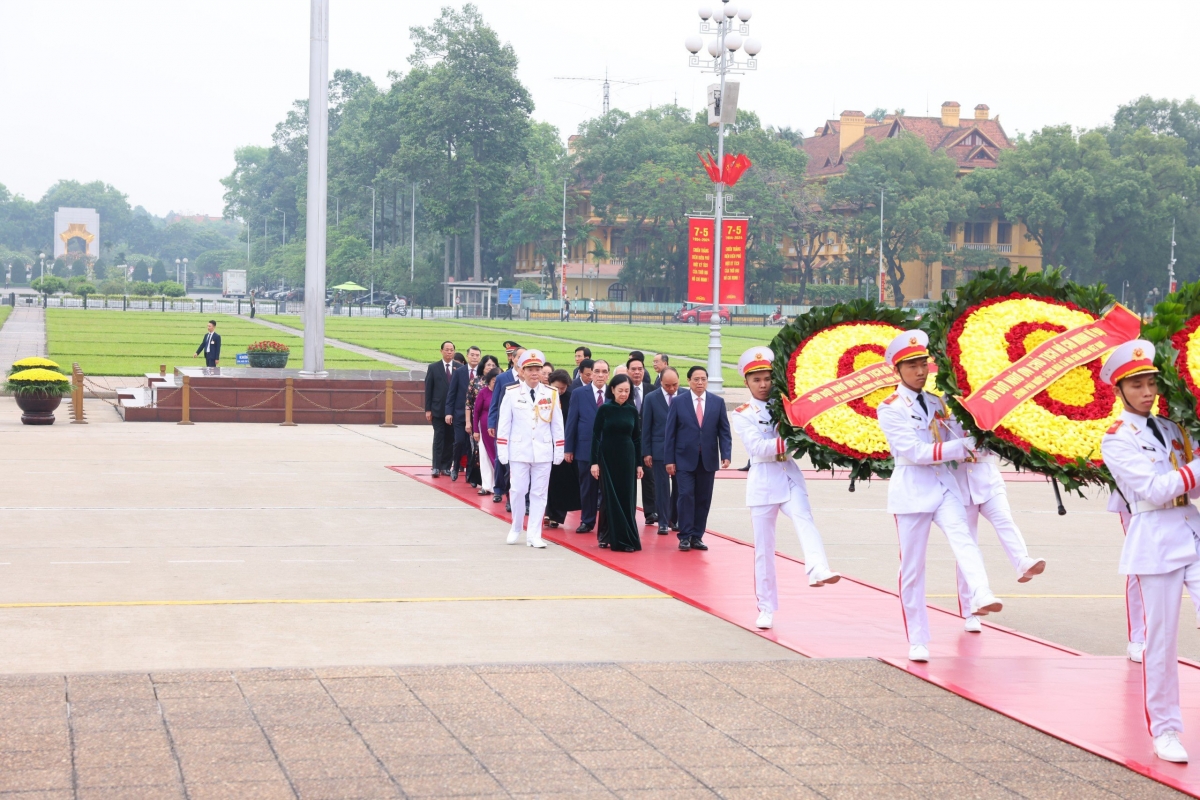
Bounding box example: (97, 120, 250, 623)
(496, 349, 565, 548)
(877, 330, 1002, 663)
(731, 348, 841, 631)
(954, 453, 1047, 633)
(1099, 340, 1200, 763)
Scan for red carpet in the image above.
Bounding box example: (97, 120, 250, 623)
(390, 465, 1200, 795)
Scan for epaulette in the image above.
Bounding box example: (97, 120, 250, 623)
(735, 402, 752, 413)
(1106, 420, 1124, 435)
(881, 392, 900, 405)
(505, 383, 520, 391)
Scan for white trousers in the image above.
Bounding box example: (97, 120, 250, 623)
(1137, 568, 1188, 736)
(1119, 511, 1200, 643)
(896, 490, 994, 646)
(480, 447, 495, 493)
(508, 461, 550, 537)
(955, 494, 1031, 616)
(750, 475, 831, 613)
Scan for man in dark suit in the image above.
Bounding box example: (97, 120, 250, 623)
(488, 345, 524, 508)
(565, 359, 610, 533)
(424, 341, 456, 477)
(626, 355, 656, 524)
(651, 353, 670, 389)
(193, 320, 221, 367)
(572, 346, 591, 380)
(443, 350, 473, 481)
(664, 365, 731, 551)
(569, 359, 594, 393)
(641, 367, 680, 534)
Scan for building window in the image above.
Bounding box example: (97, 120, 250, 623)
(997, 223, 1012, 244)
(608, 282, 627, 301)
(944, 222, 957, 239)
(964, 222, 991, 244)
(960, 132, 982, 146)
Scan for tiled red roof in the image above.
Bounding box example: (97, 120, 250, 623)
(800, 111, 1011, 178)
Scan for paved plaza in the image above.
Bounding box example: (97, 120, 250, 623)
(0, 397, 1184, 797)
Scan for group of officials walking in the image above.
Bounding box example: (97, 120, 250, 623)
(425, 328, 1200, 764)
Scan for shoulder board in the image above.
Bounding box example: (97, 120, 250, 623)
(505, 384, 521, 392)
(735, 402, 752, 413)
(1106, 420, 1123, 435)
(881, 393, 900, 405)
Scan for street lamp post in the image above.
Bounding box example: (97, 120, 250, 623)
(39, 253, 45, 282)
(175, 258, 181, 284)
(684, 2, 760, 393)
(364, 186, 375, 304)
(301, 0, 330, 375)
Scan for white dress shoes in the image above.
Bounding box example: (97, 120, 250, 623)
(972, 595, 1003, 615)
(808, 569, 842, 587)
(506, 530, 520, 545)
(1154, 731, 1189, 762)
(1127, 642, 1145, 663)
(755, 611, 773, 629)
(908, 644, 930, 662)
(527, 537, 547, 549)
(1018, 557, 1047, 583)
(963, 616, 982, 633)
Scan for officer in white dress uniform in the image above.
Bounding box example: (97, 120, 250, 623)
(730, 348, 841, 631)
(496, 350, 565, 548)
(1099, 340, 1200, 763)
(876, 330, 1002, 663)
(954, 453, 1047, 633)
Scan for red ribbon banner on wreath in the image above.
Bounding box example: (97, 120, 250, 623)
(785, 362, 939, 429)
(958, 303, 1142, 431)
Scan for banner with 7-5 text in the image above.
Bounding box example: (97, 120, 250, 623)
(687, 217, 715, 304)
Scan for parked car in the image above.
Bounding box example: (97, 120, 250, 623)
(676, 303, 732, 324)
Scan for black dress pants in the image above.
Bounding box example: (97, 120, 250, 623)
(450, 419, 469, 469)
(651, 461, 677, 526)
(576, 460, 600, 527)
(430, 417, 453, 472)
(675, 467, 715, 542)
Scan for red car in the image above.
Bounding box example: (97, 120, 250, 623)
(676, 304, 732, 324)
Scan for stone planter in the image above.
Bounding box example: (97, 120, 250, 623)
(14, 392, 63, 425)
(248, 351, 289, 369)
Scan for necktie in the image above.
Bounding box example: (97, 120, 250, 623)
(635, 386, 641, 411)
(916, 393, 928, 415)
(696, 395, 704, 426)
(596, 388, 603, 407)
(445, 362, 451, 380)
(1147, 416, 1167, 448)
(665, 392, 672, 407)
(530, 388, 536, 403)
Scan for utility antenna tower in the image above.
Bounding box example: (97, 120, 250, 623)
(554, 70, 652, 114)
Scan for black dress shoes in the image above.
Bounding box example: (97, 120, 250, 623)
(644, 514, 658, 525)
(431, 469, 440, 478)
(690, 540, 708, 551)
(575, 524, 594, 534)
(657, 525, 669, 535)
(598, 542, 609, 549)
(504, 498, 511, 513)
(450, 466, 459, 481)
(678, 539, 691, 551)
(669, 522, 680, 531)
(492, 494, 503, 503)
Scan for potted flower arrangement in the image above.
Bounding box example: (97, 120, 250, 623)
(247, 340, 290, 369)
(6, 358, 71, 425)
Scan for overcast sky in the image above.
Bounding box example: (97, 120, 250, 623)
(3, 0, 1198, 218)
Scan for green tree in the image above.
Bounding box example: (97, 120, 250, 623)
(150, 260, 167, 282)
(827, 134, 975, 306)
(31, 276, 65, 296)
(1110, 96, 1200, 168)
(131, 261, 150, 282)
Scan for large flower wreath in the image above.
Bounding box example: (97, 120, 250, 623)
(1142, 280, 1200, 441)
(771, 299, 916, 482)
(926, 267, 1120, 491)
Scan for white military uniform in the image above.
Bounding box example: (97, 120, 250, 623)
(730, 349, 838, 627)
(953, 452, 1044, 620)
(876, 331, 999, 653)
(496, 350, 565, 547)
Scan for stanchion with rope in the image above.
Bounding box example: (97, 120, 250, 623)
(70, 363, 87, 424)
(281, 377, 297, 426)
(178, 375, 194, 425)
(380, 379, 397, 428)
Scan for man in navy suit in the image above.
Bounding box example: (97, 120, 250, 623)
(443, 347, 478, 481)
(488, 345, 524, 508)
(641, 367, 680, 535)
(664, 365, 731, 551)
(565, 359, 610, 533)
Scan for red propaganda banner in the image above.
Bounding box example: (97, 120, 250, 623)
(720, 218, 748, 305)
(959, 304, 1142, 431)
(687, 217, 715, 304)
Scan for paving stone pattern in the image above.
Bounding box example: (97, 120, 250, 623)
(0, 660, 1178, 800)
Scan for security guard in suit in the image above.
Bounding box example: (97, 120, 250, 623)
(1100, 339, 1200, 763)
(953, 452, 1047, 633)
(876, 330, 1001, 663)
(496, 350, 565, 549)
(731, 348, 840, 632)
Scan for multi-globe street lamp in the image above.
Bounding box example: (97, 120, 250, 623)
(684, 2, 761, 392)
(39, 252, 46, 282)
(175, 257, 189, 288)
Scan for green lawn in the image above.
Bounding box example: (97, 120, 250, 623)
(261, 316, 778, 385)
(0, 305, 12, 332)
(44, 310, 396, 376)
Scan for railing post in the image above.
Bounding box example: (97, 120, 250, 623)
(178, 375, 194, 425)
(280, 377, 297, 426)
(380, 378, 397, 428)
(160, 364, 167, 377)
(70, 364, 87, 424)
